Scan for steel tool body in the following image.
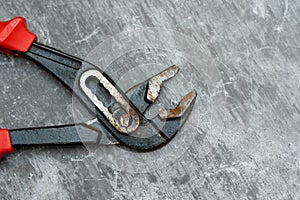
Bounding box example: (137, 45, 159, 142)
(0, 17, 197, 159)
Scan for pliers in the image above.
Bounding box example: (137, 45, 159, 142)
(0, 17, 197, 159)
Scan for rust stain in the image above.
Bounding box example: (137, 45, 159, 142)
(147, 65, 179, 102)
(159, 90, 197, 119)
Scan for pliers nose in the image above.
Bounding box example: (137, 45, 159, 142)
(0, 16, 197, 159)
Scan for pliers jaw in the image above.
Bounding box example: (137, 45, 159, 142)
(93, 65, 197, 151)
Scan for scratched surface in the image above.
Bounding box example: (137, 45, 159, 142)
(0, 0, 300, 199)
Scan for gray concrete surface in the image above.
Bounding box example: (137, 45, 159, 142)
(0, 0, 300, 199)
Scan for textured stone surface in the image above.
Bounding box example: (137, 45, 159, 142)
(0, 0, 300, 199)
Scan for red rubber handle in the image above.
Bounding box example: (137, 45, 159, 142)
(0, 129, 14, 160)
(0, 16, 37, 54)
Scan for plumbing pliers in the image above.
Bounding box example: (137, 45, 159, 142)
(0, 17, 197, 159)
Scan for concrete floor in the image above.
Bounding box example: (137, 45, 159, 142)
(0, 0, 299, 199)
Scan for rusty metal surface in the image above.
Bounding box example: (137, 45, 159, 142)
(159, 90, 197, 119)
(147, 65, 179, 103)
(79, 69, 140, 133)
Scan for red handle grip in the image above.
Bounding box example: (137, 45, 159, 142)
(0, 129, 14, 160)
(0, 16, 37, 54)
